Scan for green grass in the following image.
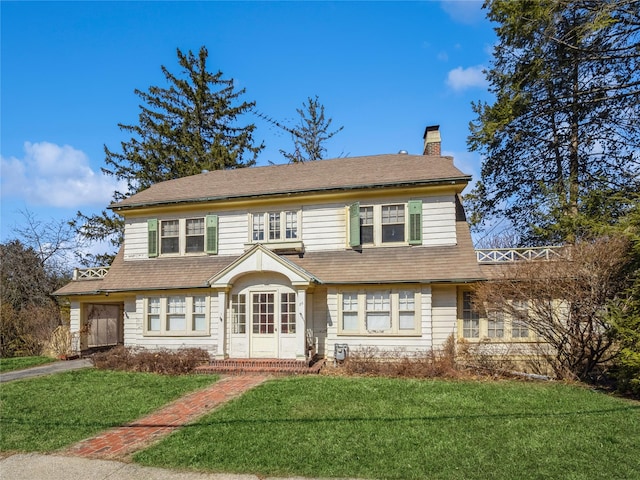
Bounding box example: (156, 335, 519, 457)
(134, 377, 640, 480)
(0, 356, 56, 373)
(0, 369, 218, 452)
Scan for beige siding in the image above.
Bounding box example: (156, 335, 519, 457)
(123, 210, 247, 260)
(121, 192, 459, 260)
(301, 204, 347, 251)
(431, 285, 457, 348)
(217, 211, 248, 255)
(324, 287, 435, 360)
(308, 287, 329, 356)
(123, 295, 218, 355)
(123, 220, 149, 260)
(422, 195, 457, 246)
(420, 286, 433, 345)
(69, 301, 81, 334)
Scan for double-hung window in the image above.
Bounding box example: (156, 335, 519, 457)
(381, 205, 405, 243)
(398, 290, 416, 331)
(339, 289, 420, 335)
(511, 300, 529, 338)
(341, 292, 359, 331)
(366, 292, 391, 331)
(186, 218, 205, 253)
(460, 292, 533, 341)
(360, 206, 374, 244)
(148, 215, 218, 257)
(161, 220, 180, 254)
(349, 201, 421, 247)
(268, 213, 281, 240)
(252, 215, 265, 241)
(487, 310, 505, 338)
(145, 295, 209, 336)
(285, 211, 298, 239)
(462, 291, 480, 338)
(251, 211, 299, 243)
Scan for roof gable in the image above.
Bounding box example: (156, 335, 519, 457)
(209, 244, 318, 287)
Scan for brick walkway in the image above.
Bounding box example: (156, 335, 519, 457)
(64, 375, 269, 460)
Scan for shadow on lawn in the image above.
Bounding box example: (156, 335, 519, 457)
(4, 404, 637, 430)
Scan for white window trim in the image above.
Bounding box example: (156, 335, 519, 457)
(458, 291, 538, 342)
(230, 293, 247, 335)
(249, 210, 302, 244)
(144, 295, 210, 337)
(360, 204, 408, 246)
(157, 217, 210, 257)
(185, 217, 205, 254)
(338, 289, 421, 336)
(160, 219, 181, 256)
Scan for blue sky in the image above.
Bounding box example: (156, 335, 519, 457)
(1, 1, 496, 244)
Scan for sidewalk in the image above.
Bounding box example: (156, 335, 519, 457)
(0, 362, 360, 480)
(0, 453, 351, 480)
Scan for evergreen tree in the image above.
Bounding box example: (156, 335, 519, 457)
(468, 0, 640, 244)
(280, 96, 343, 163)
(255, 96, 343, 163)
(73, 46, 262, 264)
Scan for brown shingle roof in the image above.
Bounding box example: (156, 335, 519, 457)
(112, 154, 470, 210)
(53, 249, 237, 295)
(54, 219, 483, 297)
(293, 219, 482, 284)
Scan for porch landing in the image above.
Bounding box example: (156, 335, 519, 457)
(195, 358, 326, 375)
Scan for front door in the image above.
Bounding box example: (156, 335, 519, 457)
(250, 292, 277, 357)
(86, 304, 122, 348)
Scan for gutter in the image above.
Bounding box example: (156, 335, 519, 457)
(55, 276, 487, 297)
(110, 176, 471, 212)
(320, 277, 487, 285)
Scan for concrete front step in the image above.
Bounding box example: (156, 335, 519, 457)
(195, 358, 325, 375)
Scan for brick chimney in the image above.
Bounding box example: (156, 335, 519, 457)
(422, 125, 441, 156)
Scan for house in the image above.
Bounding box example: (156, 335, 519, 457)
(55, 126, 537, 363)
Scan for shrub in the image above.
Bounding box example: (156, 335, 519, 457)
(92, 346, 210, 375)
(338, 335, 462, 379)
(0, 302, 62, 358)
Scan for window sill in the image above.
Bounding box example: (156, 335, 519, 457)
(356, 243, 411, 249)
(460, 337, 540, 343)
(245, 240, 304, 253)
(143, 332, 211, 337)
(337, 332, 422, 337)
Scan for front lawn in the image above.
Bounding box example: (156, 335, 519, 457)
(135, 376, 640, 480)
(0, 369, 217, 452)
(0, 356, 56, 373)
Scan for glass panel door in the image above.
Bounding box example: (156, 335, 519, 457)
(252, 293, 275, 334)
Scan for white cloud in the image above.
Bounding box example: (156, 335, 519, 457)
(440, 0, 485, 25)
(446, 65, 488, 91)
(0, 141, 121, 208)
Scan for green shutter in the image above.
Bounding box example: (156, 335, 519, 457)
(205, 215, 218, 254)
(348, 202, 360, 248)
(147, 218, 158, 258)
(408, 200, 422, 245)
